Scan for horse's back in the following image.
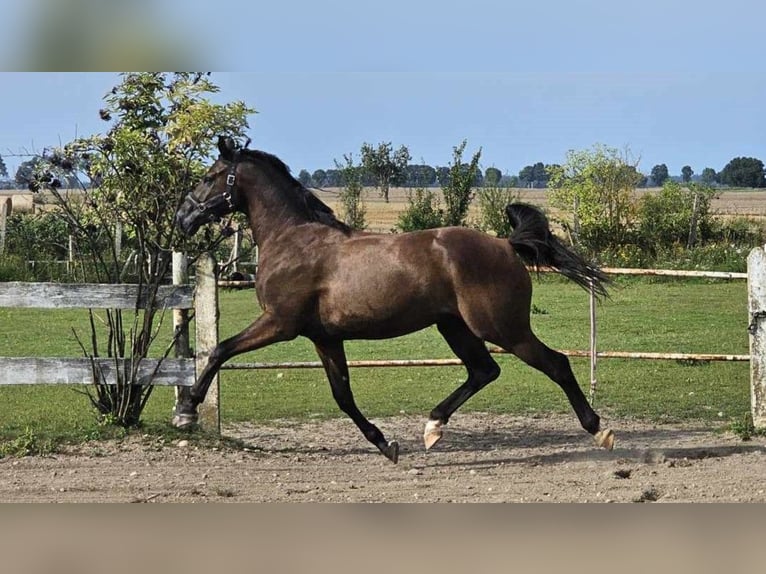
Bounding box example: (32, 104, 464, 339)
(312, 227, 531, 340)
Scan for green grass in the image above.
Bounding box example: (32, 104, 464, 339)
(0, 276, 751, 450)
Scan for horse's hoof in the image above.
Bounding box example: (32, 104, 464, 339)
(594, 428, 615, 450)
(381, 440, 399, 464)
(423, 419, 443, 450)
(171, 412, 199, 429)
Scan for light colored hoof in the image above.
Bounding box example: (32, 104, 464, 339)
(594, 428, 615, 450)
(423, 419, 444, 450)
(171, 412, 198, 429)
(381, 440, 399, 464)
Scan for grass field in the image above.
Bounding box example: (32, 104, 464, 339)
(0, 275, 751, 448)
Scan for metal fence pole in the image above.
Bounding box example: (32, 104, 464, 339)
(588, 279, 597, 403)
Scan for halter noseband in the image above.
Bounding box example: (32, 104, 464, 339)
(184, 157, 240, 223)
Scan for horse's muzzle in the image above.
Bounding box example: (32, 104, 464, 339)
(175, 200, 202, 237)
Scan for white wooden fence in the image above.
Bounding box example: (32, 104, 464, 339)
(0, 254, 220, 430)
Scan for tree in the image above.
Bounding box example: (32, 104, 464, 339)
(15, 157, 45, 188)
(518, 162, 551, 188)
(681, 165, 693, 183)
(441, 140, 481, 227)
(719, 157, 766, 188)
(360, 141, 411, 202)
(500, 174, 520, 187)
(311, 169, 327, 187)
(700, 167, 718, 184)
(484, 167, 502, 187)
(548, 144, 643, 253)
(0, 153, 8, 178)
(32, 73, 253, 427)
(404, 164, 437, 187)
(650, 164, 669, 186)
(324, 169, 342, 187)
(298, 169, 312, 187)
(334, 153, 366, 230)
(435, 166, 450, 187)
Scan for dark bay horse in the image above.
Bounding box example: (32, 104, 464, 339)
(173, 136, 614, 463)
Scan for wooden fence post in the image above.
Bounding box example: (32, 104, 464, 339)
(748, 246, 766, 428)
(195, 253, 220, 432)
(232, 227, 241, 274)
(172, 252, 191, 408)
(0, 198, 10, 255)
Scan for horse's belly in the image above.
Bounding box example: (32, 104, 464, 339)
(319, 292, 444, 339)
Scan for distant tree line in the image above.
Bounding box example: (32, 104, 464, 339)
(296, 149, 766, 190)
(3, 148, 765, 192)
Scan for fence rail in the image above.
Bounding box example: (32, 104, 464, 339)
(0, 282, 194, 310)
(600, 267, 747, 279)
(0, 357, 194, 386)
(0, 270, 201, 390)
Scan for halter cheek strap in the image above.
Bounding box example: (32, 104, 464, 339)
(185, 159, 240, 221)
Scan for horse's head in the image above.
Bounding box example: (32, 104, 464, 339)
(175, 136, 244, 236)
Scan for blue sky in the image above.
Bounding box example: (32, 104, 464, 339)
(1, 1, 764, 178)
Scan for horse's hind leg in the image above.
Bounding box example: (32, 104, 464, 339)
(425, 317, 501, 449)
(313, 340, 399, 463)
(507, 332, 614, 450)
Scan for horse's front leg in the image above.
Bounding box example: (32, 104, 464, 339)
(314, 339, 399, 463)
(173, 312, 294, 428)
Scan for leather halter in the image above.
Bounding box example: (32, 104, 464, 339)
(182, 158, 239, 223)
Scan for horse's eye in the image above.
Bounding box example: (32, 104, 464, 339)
(202, 176, 214, 185)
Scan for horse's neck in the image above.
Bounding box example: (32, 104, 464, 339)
(244, 194, 309, 249)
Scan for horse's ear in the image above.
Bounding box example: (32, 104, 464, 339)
(217, 136, 236, 160)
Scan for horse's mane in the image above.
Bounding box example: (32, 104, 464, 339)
(240, 149, 351, 234)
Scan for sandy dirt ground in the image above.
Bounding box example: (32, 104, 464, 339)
(1, 412, 764, 503)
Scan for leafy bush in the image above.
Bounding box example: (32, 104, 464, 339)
(396, 188, 444, 232)
(0, 256, 34, 281)
(637, 181, 716, 252)
(5, 211, 70, 261)
(708, 216, 764, 246)
(335, 153, 366, 230)
(476, 186, 518, 236)
(548, 144, 642, 255)
(441, 140, 481, 226)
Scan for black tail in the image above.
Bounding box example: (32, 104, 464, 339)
(506, 203, 609, 299)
